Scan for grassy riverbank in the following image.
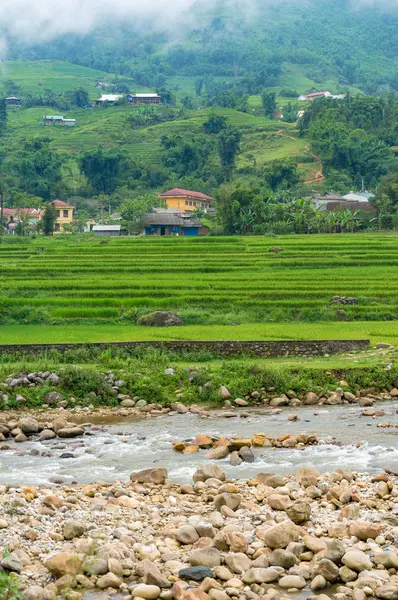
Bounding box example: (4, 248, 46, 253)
(0, 344, 396, 411)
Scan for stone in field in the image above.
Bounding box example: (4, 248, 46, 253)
(137, 311, 183, 327)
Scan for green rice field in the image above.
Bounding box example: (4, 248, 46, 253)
(0, 233, 397, 344)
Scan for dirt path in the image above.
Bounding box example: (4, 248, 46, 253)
(274, 130, 325, 184)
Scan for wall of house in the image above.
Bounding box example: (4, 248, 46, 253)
(164, 197, 211, 212)
(0, 339, 369, 357)
(54, 207, 74, 232)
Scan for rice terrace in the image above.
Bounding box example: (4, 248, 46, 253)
(0, 232, 398, 346)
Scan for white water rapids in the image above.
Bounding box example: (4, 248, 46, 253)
(1, 402, 398, 486)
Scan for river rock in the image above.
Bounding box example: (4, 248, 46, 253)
(219, 386, 231, 400)
(225, 532, 248, 553)
(1, 553, 22, 573)
(130, 467, 168, 484)
(262, 519, 303, 549)
(286, 500, 311, 524)
(193, 465, 225, 483)
(57, 427, 85, 438)
(269, 549, 297, 568)
(342, 550, 373, 572)
(190, 548, 221, 568)
(312, 558, 340, 582)
(375, 584, 398, 600)
(132, 584, 161, 599)
(229, 451, 242, 466)
(206, 446, 229, 460)
(242, 567, 280, 584)
(63, 521, 85, 540)
(179, 567, 213, 582)
(52, 418, 68, 433)
(340, 566, 358, 582)
(97, 573, 122, 589)
(225, 553, 251, 574)
(238, 446, 255, 462)
(304, 392, 319, 405)
(39, 429, 56, 440)
(19, 417, 39, 434)
(138, 559, 171, 588)
(374, 552, 398, 569)
(267, 494, 293, 510)
(214, 493, 241, 511)
(46, 553, 83, 578)
(311, 575, 327, 591)
(83, 557, 108, 576)
(303, 535, 327, 553)
(349, 521, 382, 540)
(176, 525, 200, 544)
(279, 575, 306, 589)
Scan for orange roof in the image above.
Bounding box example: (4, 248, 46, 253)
(159, 188, 213, 201)
(52, 199, 74, 207)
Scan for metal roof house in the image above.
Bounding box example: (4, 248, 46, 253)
(96, 94, 124, 104)
(143, 210, 208, 237)
(92, 224, 121, 237)
(128, 93, 161, 105)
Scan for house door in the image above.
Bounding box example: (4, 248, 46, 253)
(160, 226, 166, 236)
(184, 227, 198, 236)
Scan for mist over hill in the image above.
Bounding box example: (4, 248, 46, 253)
(2, 0, 398, 94)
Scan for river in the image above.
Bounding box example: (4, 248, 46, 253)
(1, 401, 397, 486)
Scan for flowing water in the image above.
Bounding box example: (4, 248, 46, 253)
(1, 402, 398, 486)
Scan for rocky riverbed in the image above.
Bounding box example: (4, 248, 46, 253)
(1, 464, 398, 600)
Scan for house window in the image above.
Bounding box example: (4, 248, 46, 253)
(189, 201, 192, 206)
(56, 210, 60, 218)
(55, 223, 60, 232)
(185, 200, 188, 205)
(63, 210, 69, 218)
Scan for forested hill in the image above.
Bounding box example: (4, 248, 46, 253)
(5, 0, 398, 94)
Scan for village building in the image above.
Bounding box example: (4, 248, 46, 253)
(158, 188, 213, 213)
(51, 199, 74, 232)
(298, 91, 345, 102)
(5, 97, 21, 106)
(92, 224, 121, 237)
(128, 93, 161, 105)
(42, 116, 76, 126)
(311, 192, 375, 212)
(143, 209, 208, 237)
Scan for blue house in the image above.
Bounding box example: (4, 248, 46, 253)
(143, 209, 208, 237)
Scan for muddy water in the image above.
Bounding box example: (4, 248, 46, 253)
(1, 402, 397, 486)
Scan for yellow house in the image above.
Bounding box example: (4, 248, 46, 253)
(158, 188, 213, 213)
(52, 199, 74, 232)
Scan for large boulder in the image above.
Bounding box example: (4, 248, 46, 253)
(18, 417, 39, 434)
(137, 311, 183, 327)
(57, 427, 84, 438)
(46, 553, 83, 578)
(190, 548, 221, 568)
(342, 550, 373, 572)
(193, 465, 225, 483)
(130, 468, 168, 485)
(262, 520, 303, 549)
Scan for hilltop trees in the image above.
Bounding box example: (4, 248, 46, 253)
(218, 127, 241, 178)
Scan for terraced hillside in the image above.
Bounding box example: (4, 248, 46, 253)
(0, 234, 397, 333)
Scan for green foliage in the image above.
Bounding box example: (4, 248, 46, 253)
(0, 571, 23, 600)
(0, 98, 7, 133)
(203, 113, 228, 134)
(218, 127, 241, 176)
(261, 91, 276, 118)
(41, 202, 56, 236)
(59, 366, 115, 403)
(79, 147, 126, 194)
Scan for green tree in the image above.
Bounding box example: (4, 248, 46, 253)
(261, 91, 276, 118)
(41, 202, 56, 236)
(79, 148, 126, 194)
(203, 113, 228, 134)
(0, 98, 7, 133)
(218, 127, 241, 178)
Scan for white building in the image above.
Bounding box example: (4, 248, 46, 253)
(92, 224, 121, 237)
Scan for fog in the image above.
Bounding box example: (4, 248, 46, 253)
(0, 0, 396, 49)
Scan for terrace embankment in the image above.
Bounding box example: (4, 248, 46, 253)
(0, 339, 370, 357)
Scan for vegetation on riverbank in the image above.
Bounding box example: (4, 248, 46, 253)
(0, 344, 397, 411)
